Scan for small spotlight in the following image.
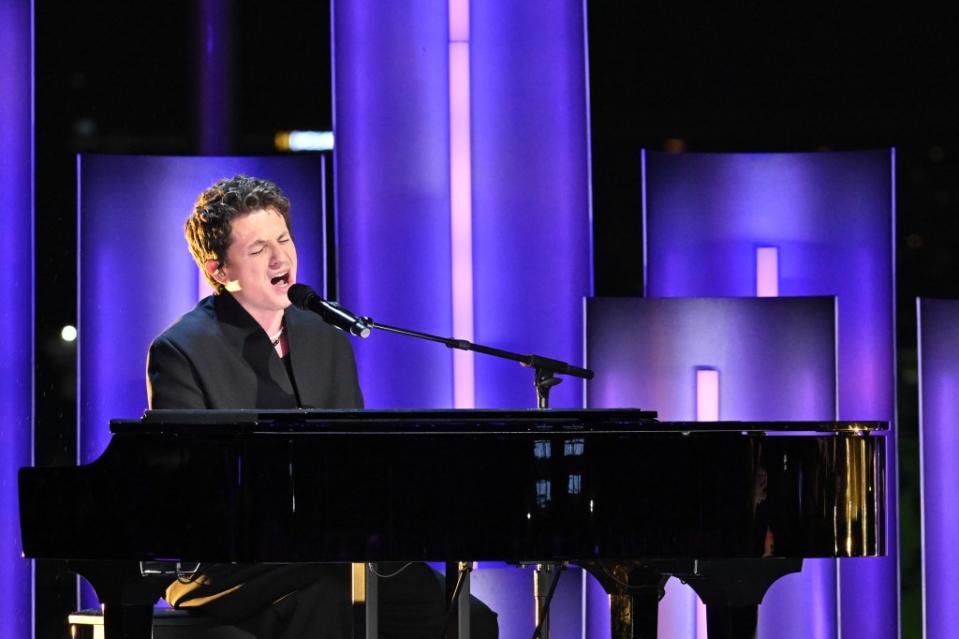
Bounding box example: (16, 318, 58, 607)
(273, 130, 335, 152)
(61, 325, 77, 342)
(664, 138, 686, 154)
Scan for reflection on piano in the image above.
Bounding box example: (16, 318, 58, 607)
(19, 409, 885, 639)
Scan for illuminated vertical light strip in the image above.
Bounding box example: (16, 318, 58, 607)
(694, 367, 719, 635)
(449, 0, 474, 408)
(917, 298, 959, 638)
(640, 148, 648, 293)
(695, 368, 719, 422)
(580, 0, 595, 415)
(29, 5, 37, 629)
(694, 366, 719, 636)
(756, 246, 779, 297)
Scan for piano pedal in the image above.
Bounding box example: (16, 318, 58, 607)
(139, 561, 202, 582)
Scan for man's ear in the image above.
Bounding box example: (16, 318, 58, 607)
(205, 260, 225, 284)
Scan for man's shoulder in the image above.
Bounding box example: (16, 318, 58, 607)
(151, 296, 219, 350)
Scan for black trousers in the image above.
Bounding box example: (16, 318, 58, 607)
(166, 562, 498, 639)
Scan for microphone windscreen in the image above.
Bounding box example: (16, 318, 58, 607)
(287, 283, 314, 308)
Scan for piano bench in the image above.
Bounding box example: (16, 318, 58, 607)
(68, 608, 255, 639)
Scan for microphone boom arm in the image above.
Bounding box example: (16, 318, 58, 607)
(361, 317, 594, 409)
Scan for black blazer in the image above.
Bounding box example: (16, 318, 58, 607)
(147, 292, 363, 410)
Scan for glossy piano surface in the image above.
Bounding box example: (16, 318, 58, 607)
(19, 409, 885, 565)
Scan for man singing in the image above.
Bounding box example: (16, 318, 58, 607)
(147, 175, 497, 638)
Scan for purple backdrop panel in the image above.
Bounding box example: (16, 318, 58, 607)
(586, 297, 835, 420)
(918, 298, 959, 639)
(79, 154, 329, 465)
(586, 576, 608, 639)
(643, 149, 897, 638)
(586, 296, 838, 639)
(470, 0, 592, 409)
(0, 0, 33, 636)
(644, 150, 893, 420)
(333, 0, 453, 408)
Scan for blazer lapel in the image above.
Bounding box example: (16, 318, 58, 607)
(284, 306, 327, 408)
(213, 293, 298, 408)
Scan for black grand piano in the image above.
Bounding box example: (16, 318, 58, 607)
(19, 409, 885, 639)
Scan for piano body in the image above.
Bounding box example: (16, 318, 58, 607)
(19, 409, 885, 639)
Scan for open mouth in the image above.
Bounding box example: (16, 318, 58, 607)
(270, 272, 291, 287)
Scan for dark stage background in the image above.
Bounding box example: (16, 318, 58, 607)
(32, 3, 958, 637)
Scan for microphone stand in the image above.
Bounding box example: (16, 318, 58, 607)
(360, 317, 594, 409)
(361, 317, 592, 639)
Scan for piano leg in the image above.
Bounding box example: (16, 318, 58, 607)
(610, 590, 660, 639)
(703, 605, 758, 639)
(102, 602, 154, 639)
(678, 558, 803, 639)
(352, 563, 373, 639)
(68, 560, 167, 639)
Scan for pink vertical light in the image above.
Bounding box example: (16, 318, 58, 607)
(695, 368, 720, 422)
(695, 366, 720, 635)
(449, 0, 474, 408)
(756, 246, 779, 297)
(450, 0, 468, 41)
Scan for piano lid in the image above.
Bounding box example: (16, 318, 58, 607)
(122, 409, 887, 435)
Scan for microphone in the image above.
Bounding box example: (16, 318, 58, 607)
(287, 284, 371, 338)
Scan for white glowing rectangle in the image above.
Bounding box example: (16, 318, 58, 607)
(695, 368, 720, 421)
(449, 40, 474, 408)
(756, 246, 779, 297)
(288, 130, 335, 152)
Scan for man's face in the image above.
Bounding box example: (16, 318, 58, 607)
(219, 208, 297, 315)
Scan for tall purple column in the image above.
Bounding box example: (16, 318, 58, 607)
(470, 0, 592, 409)
(334, 2, 592, 636)
(334, 3, 591, 406)
(0, 1, 34, 636)
(334, 0, 454, 409)
(917, 298, 959, 639)
(644, 149, 897, 638)
(196, 0, 232, 154)
(0, 0, 34, 638)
